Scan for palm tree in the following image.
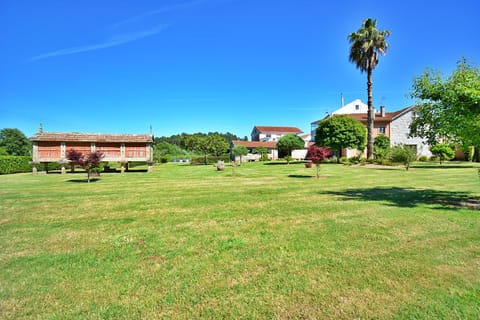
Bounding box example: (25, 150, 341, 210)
(348, 18, 390, 159)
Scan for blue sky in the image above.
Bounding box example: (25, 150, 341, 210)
(1, 0, 479, 139)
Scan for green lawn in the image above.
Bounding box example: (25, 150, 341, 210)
(1, 162, 479, 319)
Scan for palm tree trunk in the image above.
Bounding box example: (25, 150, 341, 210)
(367, 68, 374, 159)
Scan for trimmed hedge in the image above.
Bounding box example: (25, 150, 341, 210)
(0, 157, 65, 174)
(190, 155, 231, 165)
(0, 156, 32, 174)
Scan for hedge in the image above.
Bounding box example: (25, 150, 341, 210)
(0, 156, 32, 174)
(0, 156, 64, 175)
(190, 155, 231, 165)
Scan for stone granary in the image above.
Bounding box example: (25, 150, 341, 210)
(30, 129, 154, 174)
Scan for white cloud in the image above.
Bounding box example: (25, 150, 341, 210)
(28, 24, 168, 62)
(111, 0, 207, 29)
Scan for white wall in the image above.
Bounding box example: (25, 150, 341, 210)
(333, 99, 370, 115)
(259, 133, 284, 142)
(292, 149, 307, 160)
(390, 110, 431, 157)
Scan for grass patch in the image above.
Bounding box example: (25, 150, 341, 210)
(1, 162, 479, 319)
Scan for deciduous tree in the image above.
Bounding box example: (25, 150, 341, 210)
(0, 128, 31, 156)
(315, 115, 366, 162)
(254, 146, 268, 161)
(429, 143, 455, 165)
(390, 144, 416, 170)
(233, 145, 248, 164)
(277, 134, 304, 163)
(66, 148, 83, 172)
(409, 59, 480, 159)
(66, 149, 104, 182)
(306, 145, 332, 178)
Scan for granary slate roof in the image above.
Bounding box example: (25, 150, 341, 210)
(346, 107, 412, 122)
(31, 132, 154, 143)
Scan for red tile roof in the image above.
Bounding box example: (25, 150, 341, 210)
(253, 126, 303, 134)
(231, 140, 277, 148)
(345, 106, 412, 122)
(31, 132, 154, 143)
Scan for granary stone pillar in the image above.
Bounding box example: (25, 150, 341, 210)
(147, 161, 153, 173)
(31, 161, 39, 175)
(59, 159, 68, 175)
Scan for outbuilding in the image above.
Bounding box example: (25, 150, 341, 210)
(30, 128, 154, 174)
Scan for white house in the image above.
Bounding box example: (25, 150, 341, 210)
(251, 126, 303, 142)
(389, 107, 431, 157)
(311, 99, 375, 139)
(310, 100, 431, 157)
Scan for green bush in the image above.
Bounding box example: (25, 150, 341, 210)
(159, 155, 173, 163)
(260, 154, 269, 161)
(429, 143, 455, 164)
(347, 155, 366, 165)
(418, 155, 428, 162)
(374, 135, 391, 160)
(0, 156, 32, 174)
(339, 156, 349, 164)
(390, 144, 417, 170)
(380, 159, 393, 166)
(429, 156, 438, 162)
(190, 155, 231, 165)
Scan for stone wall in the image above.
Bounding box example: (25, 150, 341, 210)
(390, 110, 431, 157)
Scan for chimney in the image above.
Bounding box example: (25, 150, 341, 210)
(341, 93, 344, 108)
(380, 106, 385, 117)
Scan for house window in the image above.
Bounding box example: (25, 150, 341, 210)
(378, 127, 386, 134)
(355, 104, 359, 111)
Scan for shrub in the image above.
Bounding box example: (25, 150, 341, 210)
(347, 155, 366, 165)
(429, 155, 438, 162)
(380, 159, 393, 166)
(0, 156, 32, 174)
(429, 143, 455, 164)
(418, 155, 428, 162)
(190, 155, 230, 165)
(339, 156, 349, 164)
(374, 135, 390, 160)
(390, 144, 417, 170)
(284, 155, 294, 164)
(159, 155, 173, 164)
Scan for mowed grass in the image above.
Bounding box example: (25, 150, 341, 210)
(1, 162, 479, 319)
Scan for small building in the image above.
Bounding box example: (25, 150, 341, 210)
(230, 140, 278, 161)
(30, 130, 154, 173)
(251, 126, 303, 142)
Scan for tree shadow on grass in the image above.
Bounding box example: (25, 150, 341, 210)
(288, 174, 314, 178)
(411, 165, 478, 169)
(319, 187, 480, 211)
(263, 162, 305, 166)
(66, 178, 101, 183)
